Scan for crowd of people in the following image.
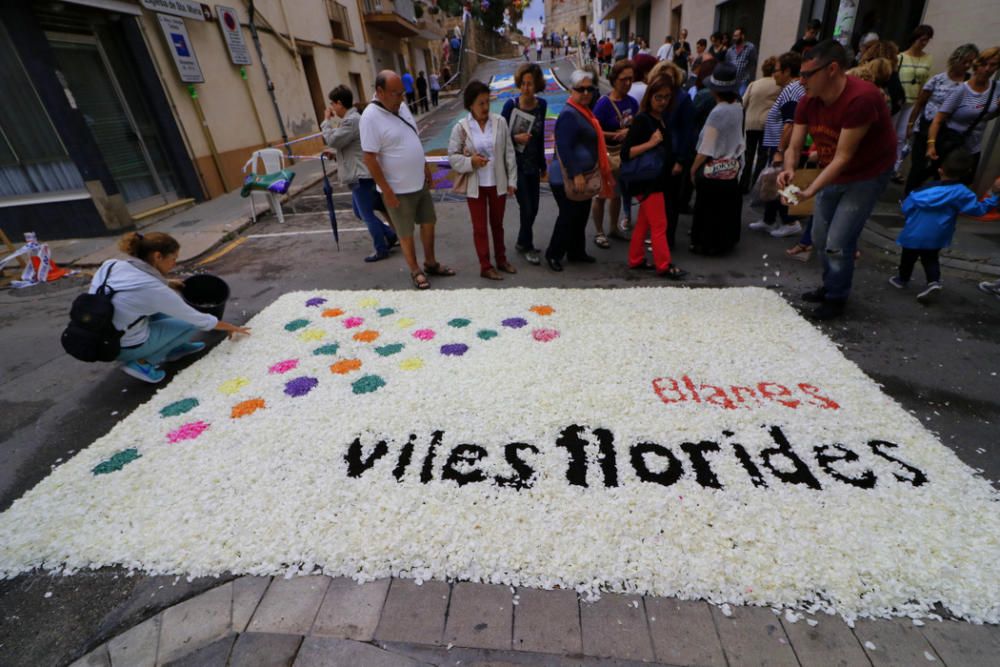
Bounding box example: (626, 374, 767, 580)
(314, 22, 999, 321)
(86, 25, 1000, 384)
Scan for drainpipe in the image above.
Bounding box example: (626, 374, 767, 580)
(277, 0, 302, 70)
(248, 0, 291, 154)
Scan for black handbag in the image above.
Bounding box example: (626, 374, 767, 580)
(937, 79, 997, 159)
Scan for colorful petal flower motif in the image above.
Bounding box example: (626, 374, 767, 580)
(343, 317, 364, 329)
(268, 359, 299, 374)
(477, 329, 498, 341)
(231, 398, 266, 419)
(351, 375, 386, 394)
(330, 359, 362, 375)
(313, 344, 340, 356)
(284, 376, 318, 397)
(376, 308, 396, 317)
(322, 308, 344, 318)
(399, 357, 424, 370)
(448, 318, 471, 328)
(375, 343, 405, 357)
(284, 319, 309, 331)
(305, 297, 327, 307)
(91, 448, 141, 476)
(502, 317, 527, 329)
(167, 421, 209, 443)
(353, 330, 380, 343)
(298, 329, 325, 342)
(440, 343, 469, 357)
(358, 297, 379, 308)
(396, 317, 416, 328)
(530, 305, 555, 316)
(532, 328, 560, 342)
(160, 398, 199, 418)
(412, 329, 436, 341)
(218, 377, 249, 395)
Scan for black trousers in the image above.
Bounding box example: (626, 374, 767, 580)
(515, 171, 541, 250)
(666, 169, 684, 249)
(741, 129, 767, 192)
(546, 185, 591, 260)
(899, 247, 941, 283)
(405, 92, 416, 108)
(430, 89, 439, 106)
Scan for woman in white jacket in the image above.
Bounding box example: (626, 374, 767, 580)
(448, 81, 518, 280)
(89, 232, 250, 384)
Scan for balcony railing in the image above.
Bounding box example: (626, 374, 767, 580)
(362, 0, 416, 24)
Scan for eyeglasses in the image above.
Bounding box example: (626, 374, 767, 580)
(618, 76, 634, 82)
(573, 86, 598, 94)
(652, 94, 671, 102)
(799, 62, 830, 79)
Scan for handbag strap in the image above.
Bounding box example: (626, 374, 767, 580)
(961, 79, 998, 138)
(372, 101, 419, 136)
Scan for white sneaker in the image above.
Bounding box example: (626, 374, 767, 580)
(978, 281, 1000, 299)
(770, 221, 803, 238)
(748, 220, 775, 232)
(916, 281, 942, 303)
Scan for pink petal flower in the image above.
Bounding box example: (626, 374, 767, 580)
(412, 328, 436, 341)
(532, 328, 560, 342)
(167, 421, 209, 443)
(268, 359, 299, 374)
(343, 316, 364, 328)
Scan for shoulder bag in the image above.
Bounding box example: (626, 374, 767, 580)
(451, 122, 472, 195)
(936, 79, 997, 159)
(619, 116, 665, 187)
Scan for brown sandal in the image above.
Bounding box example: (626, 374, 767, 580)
(411, 270, 430, 290)
(424, 261, 456, 276)
(497, 262, 517, 274)
(480, 268, 503, 280)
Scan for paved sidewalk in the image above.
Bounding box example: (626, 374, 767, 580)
(69, 575, 999, 667)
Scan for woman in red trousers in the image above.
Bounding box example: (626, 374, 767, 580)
(621, 76, 688, 278)
(448, 81, 518, 280)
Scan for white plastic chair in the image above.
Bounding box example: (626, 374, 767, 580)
(243, 148, 289, 224)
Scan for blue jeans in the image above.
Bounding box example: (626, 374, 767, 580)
(811, 169, 891, 300)
(351, 178, 397, 254)
(117, 315, 198, 366)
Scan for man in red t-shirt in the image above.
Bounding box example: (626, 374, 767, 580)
(778, 40, 896, 320)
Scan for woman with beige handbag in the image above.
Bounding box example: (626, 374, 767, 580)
(544, 71, 615, 272)
(448, 81, 518, 280)
(591, 60, 638, 248)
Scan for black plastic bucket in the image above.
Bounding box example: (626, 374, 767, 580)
(182, 274, 230, 320)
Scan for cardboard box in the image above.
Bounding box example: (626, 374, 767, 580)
(788, 168, 821, 217)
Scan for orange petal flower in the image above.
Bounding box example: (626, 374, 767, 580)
(231, 398, 266, 419)
(330, 358, 362, 374)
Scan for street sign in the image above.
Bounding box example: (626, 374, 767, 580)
(216, 5, 252, 65)
(141, 0, 208, 21)
(158, 14, 205, 83)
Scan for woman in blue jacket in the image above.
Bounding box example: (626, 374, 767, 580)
(545, 70, 615, 271)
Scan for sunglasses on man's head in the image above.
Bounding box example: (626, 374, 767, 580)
(573, 86, 598, 94)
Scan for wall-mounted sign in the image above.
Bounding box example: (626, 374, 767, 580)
(141, 0, 209, 21)
(216, 5, 252, 65)
(158, 14, 205, 83)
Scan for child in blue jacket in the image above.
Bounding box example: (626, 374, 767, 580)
(890, 149, 1000, 303)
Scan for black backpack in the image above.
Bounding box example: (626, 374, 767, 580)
(61, 263, 124, 362)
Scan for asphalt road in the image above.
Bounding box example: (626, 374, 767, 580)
(2, 179, 998, 665)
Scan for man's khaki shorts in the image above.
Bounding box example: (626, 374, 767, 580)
(386, 186, 437, 238)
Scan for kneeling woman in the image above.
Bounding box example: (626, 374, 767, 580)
(90, 232, 251, 383)
(621, 75, 687, 278)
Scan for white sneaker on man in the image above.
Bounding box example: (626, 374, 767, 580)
(770, 221, 803, 238)
(748, 220, 775, 232)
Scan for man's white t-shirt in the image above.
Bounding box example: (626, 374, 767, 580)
(359, 101, 425, 194)
(656, 43, 674, 61)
